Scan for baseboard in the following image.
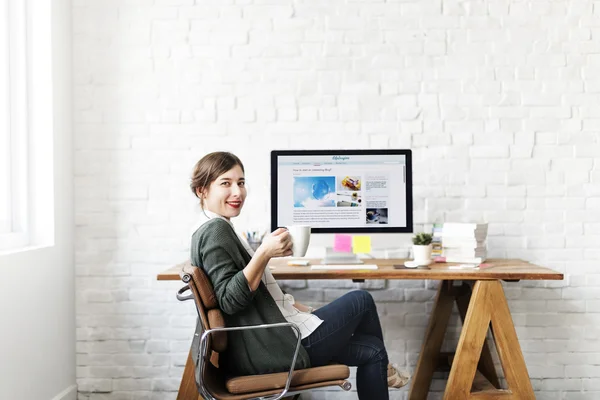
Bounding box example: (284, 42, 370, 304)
(51, 384, 77, 400)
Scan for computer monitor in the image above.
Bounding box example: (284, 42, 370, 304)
(270, 149, 413, 234)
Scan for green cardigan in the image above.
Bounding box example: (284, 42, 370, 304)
(190, 218, 311, 376)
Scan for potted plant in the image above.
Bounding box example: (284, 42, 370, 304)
(412, 233, 433, 264)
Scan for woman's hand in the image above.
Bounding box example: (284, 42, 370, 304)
(294, 302, 314, 313)
(258, 228, 293, 258)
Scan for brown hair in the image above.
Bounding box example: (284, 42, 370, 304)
(190, 152, 245, 206)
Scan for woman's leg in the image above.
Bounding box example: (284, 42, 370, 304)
(301, 290, 384, 366)
(349, 290, 384, 341)
(333, 333, 389, 400)
(300, 290, 389, 399)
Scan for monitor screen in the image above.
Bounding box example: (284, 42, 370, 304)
(271, 149, 413, 233)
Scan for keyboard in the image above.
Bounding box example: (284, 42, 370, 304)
(310, 264, 378, 270)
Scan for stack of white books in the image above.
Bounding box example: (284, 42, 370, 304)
(438, 222, 488, 264)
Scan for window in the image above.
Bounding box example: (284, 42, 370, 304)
(0, 0, 9, 234)
(1, 0, 28, 249)
(0, 0, 53, 252)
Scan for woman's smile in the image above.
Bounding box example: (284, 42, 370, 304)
(226, 200, 242, 209)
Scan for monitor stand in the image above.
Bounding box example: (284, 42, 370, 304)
(321, 247, 364, 265)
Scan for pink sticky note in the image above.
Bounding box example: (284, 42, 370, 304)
(333, 234, 353, 252)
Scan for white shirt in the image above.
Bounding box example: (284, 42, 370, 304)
(192, 210, 323, 339)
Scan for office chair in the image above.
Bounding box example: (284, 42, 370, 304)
(177, 262, 352, 400)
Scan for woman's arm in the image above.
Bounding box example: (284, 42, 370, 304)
(198, 221, 292, 314)
(242, 247, 270, 291)
(200, 224, 256, 315)
(243, 228, 292, 291)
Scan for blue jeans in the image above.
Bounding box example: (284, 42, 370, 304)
(301, 290, 389, 400)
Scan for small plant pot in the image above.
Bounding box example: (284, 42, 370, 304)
(412, 244, 432, 265)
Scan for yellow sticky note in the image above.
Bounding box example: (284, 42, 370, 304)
(352, 236, 371, 254)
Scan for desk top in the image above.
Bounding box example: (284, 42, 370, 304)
(157, 258, 563, 281)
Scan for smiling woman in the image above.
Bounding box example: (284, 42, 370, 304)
(187, 152, 410, 399)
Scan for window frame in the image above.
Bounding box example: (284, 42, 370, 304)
(0, 0, 54, 253)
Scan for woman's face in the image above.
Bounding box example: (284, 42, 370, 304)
(203, 165, 246, 219)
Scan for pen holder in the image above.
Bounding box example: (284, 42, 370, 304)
(248, 239, 262, 252)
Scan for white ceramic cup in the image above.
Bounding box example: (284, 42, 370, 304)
(285, 225, 311, 257)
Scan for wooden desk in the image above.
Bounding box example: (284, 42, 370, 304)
(158, 259, 563, 400)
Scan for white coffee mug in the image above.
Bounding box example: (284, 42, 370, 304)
(286, 225, 311, 257)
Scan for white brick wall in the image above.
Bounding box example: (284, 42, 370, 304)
(73, 0, 600, 399)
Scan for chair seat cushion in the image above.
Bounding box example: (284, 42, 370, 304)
(225, 364, 350, 394)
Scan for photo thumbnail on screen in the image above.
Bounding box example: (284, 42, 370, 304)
(293, 176, 336, 207)
(366, 208, 388, 224)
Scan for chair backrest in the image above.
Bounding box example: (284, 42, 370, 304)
(180, 261, 238, 398)
(181, 261, 227, 354)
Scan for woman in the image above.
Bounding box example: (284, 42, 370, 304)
(189, 152, 409, 399)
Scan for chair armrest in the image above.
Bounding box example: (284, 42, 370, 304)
(176, 284, 194, 301)
(198, 322, 302, 400)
